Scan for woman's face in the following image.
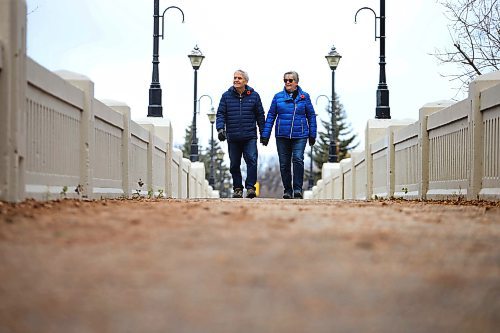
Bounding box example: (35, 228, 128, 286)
(283, 74, 298, 92)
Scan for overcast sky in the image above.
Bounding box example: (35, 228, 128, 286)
(26, 0, 460, 157)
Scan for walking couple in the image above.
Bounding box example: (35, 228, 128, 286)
(216, 69, 317, 199)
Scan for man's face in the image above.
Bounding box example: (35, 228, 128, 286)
(233, 72, 247, 90)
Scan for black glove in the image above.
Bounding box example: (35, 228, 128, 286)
(309, 137, 316, 146)
(260, 137, 269, 146)
(218, 129, 226, 141)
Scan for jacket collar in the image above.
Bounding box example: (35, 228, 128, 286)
(282, 85, 303, 101)
(230, 85, 253, 97)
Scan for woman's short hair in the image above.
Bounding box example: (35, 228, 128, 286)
(235, 69, 249, 82)
(284, 71, 299, 83)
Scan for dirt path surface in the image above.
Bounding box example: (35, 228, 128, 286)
(1, 198, 499, 333)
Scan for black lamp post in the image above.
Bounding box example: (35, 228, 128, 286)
(325, 45, 342, 163)
(148, 3, 184, 117)
(207, 106, 216, 186)
(355, 0, 391, 119)
(188, 45, 205, 162)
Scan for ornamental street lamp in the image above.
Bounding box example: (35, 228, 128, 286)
(325, 45, 342, 163)
(355, 0, 391, 119)
(148, 3, 184, 117)
(206, 104, 216, 186)
(188, 45, 205, 162)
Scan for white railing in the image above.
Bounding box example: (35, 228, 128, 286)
(353, 151, 367, 200)
(427, 99, 469, 199)
(0, 1, 216, 202)
(480, 83, 500, 198)
(393, 122, 419, 198)
(308, 71, 500, 201)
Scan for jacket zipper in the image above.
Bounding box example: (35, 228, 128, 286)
(239, 95, 243, 133)
(289, 102, 297, 138)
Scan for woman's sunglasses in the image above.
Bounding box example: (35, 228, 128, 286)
(283, 79, 295, 83)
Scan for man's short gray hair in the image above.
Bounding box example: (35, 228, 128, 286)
(284, 71, 299, 83)
(235, 69, 249, 82)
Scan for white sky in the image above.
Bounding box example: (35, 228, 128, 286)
(26, 0, 460, 157)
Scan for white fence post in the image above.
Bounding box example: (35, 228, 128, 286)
(154, 121, 173, 198)
(365, 120, 392, 199)
(138, 123, 154, 196)
(467, 72, 500, 200)
(479, 81, 500, 200)
(0, 0, 27, 202)
(104, 100, 131, 198)
(183, 158, 191, 198)
(385, 124, 413, 198)
(418, 101, 452, 200)
(57, 71, 95, 199)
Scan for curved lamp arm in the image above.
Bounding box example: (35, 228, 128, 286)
(197, 94, 213, 114)
(160, 6, 185, 40)
(354, 6, 379, 41)
(315, 94, 331, 107)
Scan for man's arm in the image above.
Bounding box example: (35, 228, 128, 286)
(216, 95, 227, 141)
(215, 94, 226, 132)
(255, 94, 266, 135)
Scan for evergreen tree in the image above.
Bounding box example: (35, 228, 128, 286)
(181, 124, 193, 159)
(307, 94, 358, 183)
(200, 137, 224, 181)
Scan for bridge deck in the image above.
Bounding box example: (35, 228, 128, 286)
(1, 199, 499, 332)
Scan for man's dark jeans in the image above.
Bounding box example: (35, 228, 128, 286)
(228, 138, 258, 190)
(276, 137, 307, 195)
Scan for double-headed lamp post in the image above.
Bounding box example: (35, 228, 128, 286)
(188, 45, 205, 162)
(207, 106, 216, 186)
(148, 3, 184, 117)
(355, 0, 391, 119)
(325, 45, 342, 163)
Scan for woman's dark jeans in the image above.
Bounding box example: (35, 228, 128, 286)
(276, 137, 307, 195)
(228, 138, 258, 190)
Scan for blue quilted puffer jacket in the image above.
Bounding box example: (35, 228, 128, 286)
(262, 86, 317, 139)
(216, 85, 265, 142)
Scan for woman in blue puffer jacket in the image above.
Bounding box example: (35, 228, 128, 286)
(261, 71, 317, 199)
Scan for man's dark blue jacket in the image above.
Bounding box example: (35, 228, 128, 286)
(216, 85, 265, 143)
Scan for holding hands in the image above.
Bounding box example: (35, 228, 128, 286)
(260, 137, 269, 146)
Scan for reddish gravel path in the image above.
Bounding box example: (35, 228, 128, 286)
(0, 198, 499, 333)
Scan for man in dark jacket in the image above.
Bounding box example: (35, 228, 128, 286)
(216, 70, 265, 198)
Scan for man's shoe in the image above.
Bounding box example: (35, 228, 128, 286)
(283, 192, 292, 199)
(233, 188, 243, 198)
(293, 191, 303, 199)
(246, 188, 256, 198)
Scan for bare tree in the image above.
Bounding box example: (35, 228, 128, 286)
(433, 0, 499, 92)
